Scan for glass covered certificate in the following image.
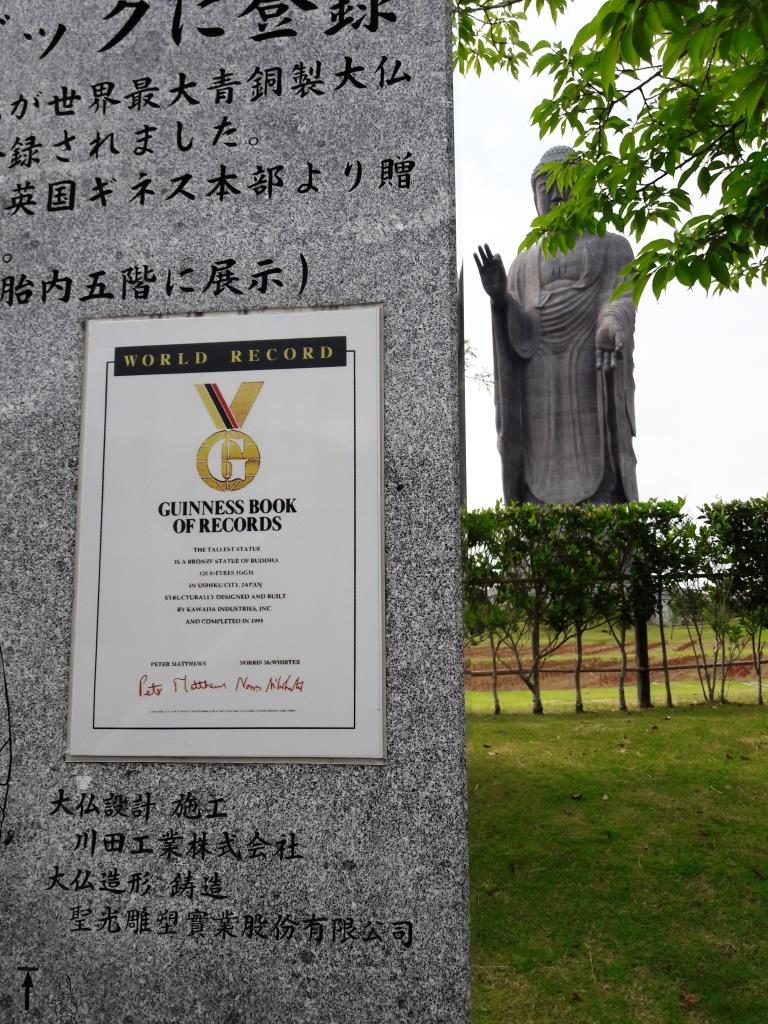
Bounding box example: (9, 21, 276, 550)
(67, 306, 385, 762)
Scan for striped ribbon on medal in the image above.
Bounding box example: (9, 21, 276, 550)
(195, 382, 263, 430)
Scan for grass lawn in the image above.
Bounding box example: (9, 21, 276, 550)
(472, 680, 762, 715)
(467, 694, 768, 1023)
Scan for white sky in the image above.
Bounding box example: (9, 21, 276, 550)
(454, 4, 768, 513)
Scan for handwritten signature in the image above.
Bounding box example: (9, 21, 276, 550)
(138, 673, 304, 697)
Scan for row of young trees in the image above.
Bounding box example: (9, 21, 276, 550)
(463, 498, 768, 714)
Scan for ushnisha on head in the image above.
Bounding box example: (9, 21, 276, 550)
(531, 145, 576, 215)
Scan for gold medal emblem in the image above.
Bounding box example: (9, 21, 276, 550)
(195, 382, 263, 491)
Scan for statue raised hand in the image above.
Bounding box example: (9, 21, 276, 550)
(474, 244, 507, 305)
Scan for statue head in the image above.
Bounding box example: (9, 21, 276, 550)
(531, 145, 575, 215)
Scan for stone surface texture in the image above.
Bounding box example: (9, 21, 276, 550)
(0, 2, 468, 1021)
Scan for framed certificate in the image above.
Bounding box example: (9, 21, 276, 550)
(67, 305, 385, 762)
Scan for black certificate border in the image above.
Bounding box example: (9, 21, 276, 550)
(91, 352, 358, 732)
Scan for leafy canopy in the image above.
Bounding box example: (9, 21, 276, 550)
(453, 0, 567, 76)
(453, 0, 768, 300)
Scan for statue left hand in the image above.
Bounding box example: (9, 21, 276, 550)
(595, 321, 624, 372)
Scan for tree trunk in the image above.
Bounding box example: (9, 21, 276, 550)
(490, 635, 501, 716)
(714, 638, 725, 704)
(657, 583, 673, 708)
(719, 655, 728, 704)
(617, 623, 628, 712)
(686, 614, 712, 703)
(574, 629, 584, 713)
(756, 633, 764, 706)
(635, 614, 653, 709)
(531, 617, 543, 714)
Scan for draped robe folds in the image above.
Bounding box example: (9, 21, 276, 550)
(492, 232, 638, 505)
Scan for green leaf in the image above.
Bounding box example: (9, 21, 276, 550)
(661, 32, 691, 75)
(632, 273, 650, 303)
(651, 267, 666, 299)
(696, 262, 712, 290)
(707, 252, 731, 286)
(532, 51, 558, 74)
(571, 15, 600, 52)
(733, 77, 767, 121)
(630, 11, 654, 63)
(599, 33, 621, 91)
(688, 23, 721, 66)
(675, 262, 697, 287)
(653, 1, 687, 33)
(641, 238, 673, 253)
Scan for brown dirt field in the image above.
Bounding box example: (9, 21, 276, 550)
(464, 638, 754, 691)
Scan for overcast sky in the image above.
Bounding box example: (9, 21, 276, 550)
(454, 4, 768, 513)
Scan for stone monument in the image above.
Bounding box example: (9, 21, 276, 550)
(0, 3, 469, 1022)
(475, 145, 638, 505)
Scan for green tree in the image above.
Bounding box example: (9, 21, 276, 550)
(705, 498, 768, 705)
(547, 504, 608, 713)
(670, 505, 747, 704)
(497, 503, 579, 714)
(453, 0, 566, 76)
(629, 498, 697, 708)
(454, 0, 768, 299)
(464, 506, 512, 714)
(591, 502, 645, 712)
(464, 503, 579, 714)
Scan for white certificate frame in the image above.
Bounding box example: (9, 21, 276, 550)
(66, 305, 385, 763)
